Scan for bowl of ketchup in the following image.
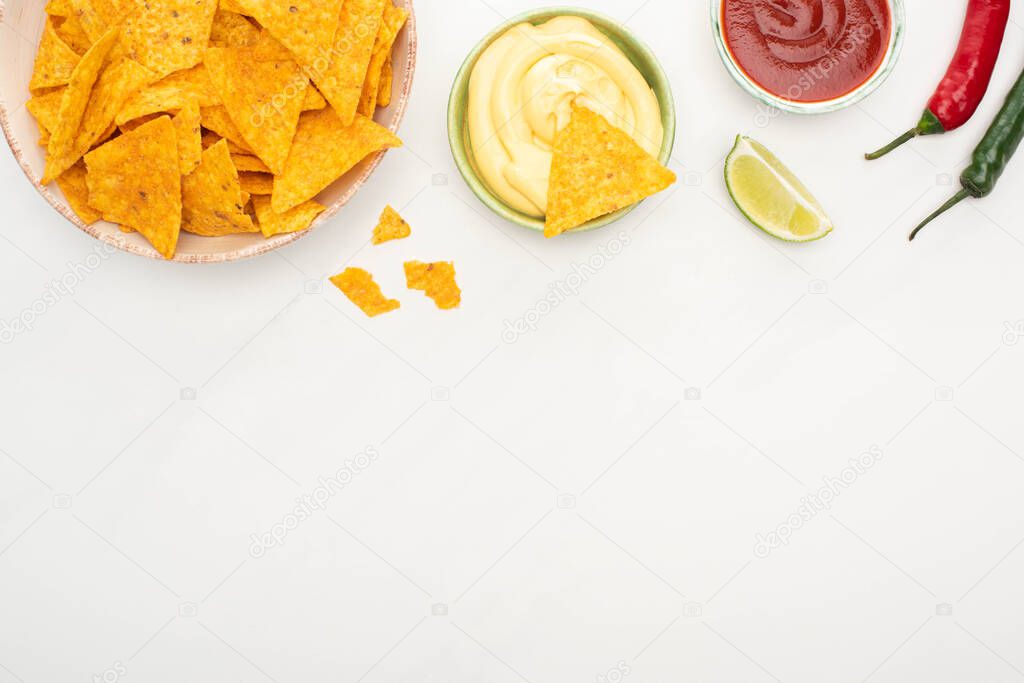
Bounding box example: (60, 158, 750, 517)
(712, 0, 905, 114)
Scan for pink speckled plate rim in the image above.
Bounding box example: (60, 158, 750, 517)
(0, 0, 418, 264)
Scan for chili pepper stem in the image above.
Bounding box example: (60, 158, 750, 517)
(866, 129, 918, 160)
(909, 189, 971, 241)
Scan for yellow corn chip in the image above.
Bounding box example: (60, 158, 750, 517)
(73, 59, 154, 157)
(234, 0, 344, 72)
(70, 0, 129, 43)
(44, 26, 120, 183)
(272, 107, 401, 213)
(204, 47, 307, 175)
(26, 88, 67, 138)
(56, 160, 102, 224)
(209, 9, 260, 47)
(404, 261, 461, 310)
(181, 139, 257, 236)
(116, 65, 220, 125)
(238, 172, 273, 195)
(54, 13, 93, 55)
(377, 57, 393, 108)
(122, 0, 218, 79)
(172, 100, 203, 175)
(310, 0, 385, 126)
(372, 205, 410, 244)
(30, 18, 82, 92)
(545, 105, 676, 238)
(303, 86, 327, 111)
(84, 116, 182, 259)
(200, 105, 252, 152)
(251, 195, 324, 237)
(330, 267, 400, 317)
(358, 4, 406, 117)
(230, 153, 271, 173)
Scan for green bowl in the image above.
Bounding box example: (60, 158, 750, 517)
(447, 6, 677, 235)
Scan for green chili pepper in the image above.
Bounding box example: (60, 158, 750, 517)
(911, 65, 1024, 241)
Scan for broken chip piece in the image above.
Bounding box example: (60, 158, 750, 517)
(404, 261, 461, 310)
(330, 267, 401, 318)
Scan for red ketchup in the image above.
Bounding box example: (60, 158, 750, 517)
(722, 0, 893, 103)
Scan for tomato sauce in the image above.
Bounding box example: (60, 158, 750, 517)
(722, 0, 893, 103)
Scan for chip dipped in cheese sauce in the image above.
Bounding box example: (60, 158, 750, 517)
(467, 16, 664, 217)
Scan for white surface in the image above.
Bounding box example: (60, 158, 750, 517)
(2, 1, 1024, 681)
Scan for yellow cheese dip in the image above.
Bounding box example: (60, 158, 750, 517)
(467, 16, 664, 217)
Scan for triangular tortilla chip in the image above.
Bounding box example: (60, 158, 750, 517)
(204, 47, 307, 175)
(76, 58, 153, 152)
(30, 18, 82, 92)
(44, 26, 121, 183)
(116, 65, 220, 125)
(84, 116, 182, 259)
(181, 140, 257, 236)
(122, 0, 218, 79)
(234, 0, 344, 73)
(372, 205, 410, 244)
(358, 4, 406, 117)
(54, 13, 94, 55)
(56, 160, 102, 224)
(272, 107, 401, 213)
(545, 105, 676, 238)
(251, 195, 324, 237)
(172, 100, 203, 175)
(377, 57, 393, 108)
(309, 0, 384, 126)
(330, 267, 400, 317)
(27, 88, 67, 139)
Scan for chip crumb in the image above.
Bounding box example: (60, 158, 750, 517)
(372, 205, 411, 244)
(330, 267, 401, 318)
(404, 261, 460, 310)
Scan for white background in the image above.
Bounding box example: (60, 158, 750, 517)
(3, 0, 1024, 681)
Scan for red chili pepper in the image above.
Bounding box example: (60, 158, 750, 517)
(866, 0, 1010, 160)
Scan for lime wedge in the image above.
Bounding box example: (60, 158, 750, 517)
(724, 135, 833, 242)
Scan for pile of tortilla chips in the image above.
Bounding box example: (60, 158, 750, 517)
(28, 0, 408, 259)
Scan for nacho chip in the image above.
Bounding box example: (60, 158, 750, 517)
(235, 0, 344, 73)
(545, 105, 676, 238)
(358, 4, 406, 117)
(53, 13, 94, 56)
(200, 105, 252, 152)
(181, 139, 257, 236)
(73, 59, 154, 158)
(84, 116, 182, 259)
(330, 267, 400, 317)
(116, 65, 220, 124)
(172, 100, 203, 175)
(372, 205, 410, 244)
(251, 195, 324, 237)
(231, 153, 271, 173)
(122, 0, 218, 79)
(209, 9, 261, 47)
(44, 26, 120, 183)
(272, 107, 401, 213)
(204, 47, 307, 175)
(30, 18, 82, 92)
(404, 261, 461, 310)
(56, 160, 101, 224)
(377, 57, 393, 108)
(27, 88, 67, 138)
(311, 0, 385, 126)
(238, 171, 273, 195)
